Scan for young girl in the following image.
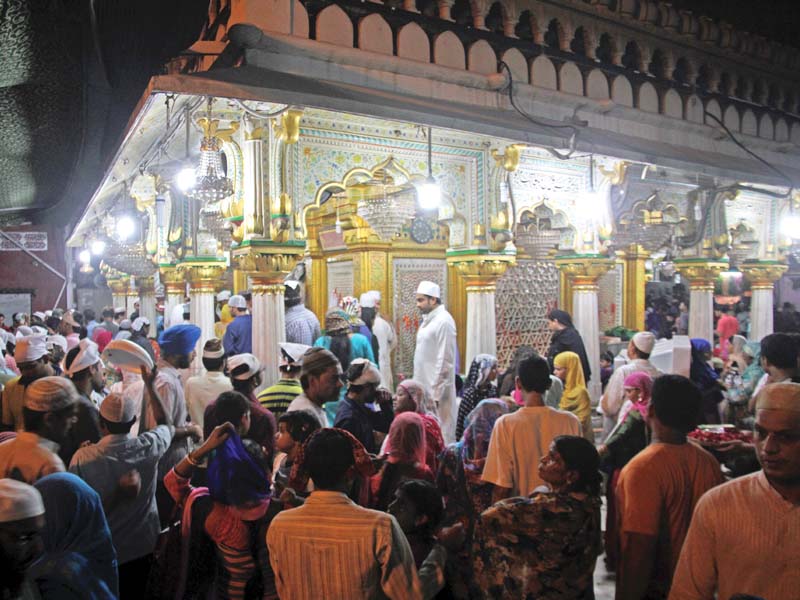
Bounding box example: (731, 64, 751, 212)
(553, 351, 594, 442)
(272, 410, 320, 501)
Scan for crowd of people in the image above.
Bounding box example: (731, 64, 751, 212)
(1, 281, 799, 600)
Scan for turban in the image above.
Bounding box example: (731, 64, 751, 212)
(547, 309, 574, 328)
(631, 331, 656, 355)
(416, 281, 440, 299)
(346, 358, 381, 385)
(65, 338, 102, 376)
(301, 347, 341, 378)
(202, 338, 225, 359)
(158, 324, 201, 356)
(756, 382, 800, 413)
(228, 353, 261, 380)
(15, 334, 48, 362)
(0, 479, 45, 523)
(24, 376, 79, 412)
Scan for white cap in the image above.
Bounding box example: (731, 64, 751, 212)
(65, 338, 102, 376)
(228, 295, 247, 309)
(347, 358, 381, 385)
(119, 319, 132, 331)
(99, 392, 137, 423)
(131, 317, 150, 332)
(216, 290, 231, 302)
(0, 479, 45, 523)
(33, 311, 46, 321)
(15, 334, 48, 362)
(24, 376, 79, 412)
(228, 353, 261, 380)
(114, 306, 126, 315)
(279, 342, 311, 366)
(44, 310, 53, 317)
(284, 280, 301, 290)
(16, 326, 33, 339)
(359, 292, 377, 308)
(416, 281, 441, 299)
(31, 326, 48, 336)
(46, 335, 68, 353)
(632, 331, 656, 355)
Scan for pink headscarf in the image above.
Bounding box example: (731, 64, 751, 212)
(386, 412, 426, 466)
(92, 328, 113, 353)
(620, 371, 653, 421)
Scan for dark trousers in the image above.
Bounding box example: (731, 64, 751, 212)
(119, 554, 152, 600)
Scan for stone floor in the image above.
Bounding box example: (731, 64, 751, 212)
(593, 548, 616, 600)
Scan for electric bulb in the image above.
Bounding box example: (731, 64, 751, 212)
(90, 240, 105, 255)
(780, 214, 800, 240)
(416, 178, 441, 210)
(116, 216, 136, 241)
(78, 250, 91, 264)
(176, 167, 196, 191)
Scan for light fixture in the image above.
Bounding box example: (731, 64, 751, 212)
(115, 215, 136, 241)
(78, 250, 91, 264)
(780, 213, 800, 239)
(176, 167, 196, 191)
(415, 126, 440, 210)
(187, 97, 233, 203)
(352, 157, 417, 241)
(90, 240, 106, 255)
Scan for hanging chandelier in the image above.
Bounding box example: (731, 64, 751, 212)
(188, 98, 233, 203)
(351, 157, 417, 241)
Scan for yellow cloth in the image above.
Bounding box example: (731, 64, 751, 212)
(214, 304, 234, 338)
(554, 351, 593, 441)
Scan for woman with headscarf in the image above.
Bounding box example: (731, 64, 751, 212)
(164, 421, 280, 600)
(455, 354, 498, 440)
(369, 412, 432, 511)
(29, 472, 118, 599)
(92, 327, 113, 354)
(690, 338, 725, 424)
(553, 351, 594, 442)
(389, 379, 444, 473)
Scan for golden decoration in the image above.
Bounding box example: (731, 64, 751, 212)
(490, 144, 524, 172)
(739, 261, 788, 290)
(447, 254, 516, 288)
(273, 109, 303, 144)
(196, 116, 239, 143)
(673, 259, 728, 289)
(554, 255, 616, 287)
(598, 161, 628, 185)
(177, 261, 228, 293)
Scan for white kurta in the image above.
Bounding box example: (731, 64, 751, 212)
(413, 304, 458, 443)
(373, 314, 397, 391)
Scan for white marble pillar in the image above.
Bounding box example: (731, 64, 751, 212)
(465, 284, 497, 371)
(160, 268, 186, 330)
(140, 292, 157, 330)
(250, 279, 286, 390)
(688, 286, 714, 346)
(189, 288, 216, 375)
(749, 287, 774, 342)
(572, 284, 602, 403)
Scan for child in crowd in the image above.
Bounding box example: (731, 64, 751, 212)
(387, 479, 445, 569)
(600, 350, 615, 392)
(272, 410, 321, 500)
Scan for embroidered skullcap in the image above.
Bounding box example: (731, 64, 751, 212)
(216, 290, 231, 302)
(359, 292, 377, 308)
(99, 392, 137, 423)
(202, 338, 225, 359)
(346, 358, 381, 385)
(24, 376, 79, 412)
(632, 331, 656, 355)
(65, 338, 102, 376)
(158, 324, 201, 356)
(0, 479, 45, 523)
(416, 281, 440, 299)
(300, 347, 341, 378)
(324, 310, 351, 336)
(280, 342, 310, 366)
(756, 382, 800, 413)
(15, 334, 48, 362)
(228, 353, 261, 380)
(46, 335, 68, 353)
(228, 295, 247, 309)
(131, 317, 150, 332)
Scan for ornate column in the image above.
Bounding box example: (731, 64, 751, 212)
(447, 253, 515, 371)
(179, 260, 228, 373)
(137, 276, 157, 331)
(126, 278, 139, 317)
(620, 244, 650, 331)
(554, 254, 615, 402)
(675, 259, 728, 345)
(108, 275, 130, 310)
(159, 265, 186, 329)
(740, 260, 787, 341)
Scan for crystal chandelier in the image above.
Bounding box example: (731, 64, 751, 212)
(188, 98, 233, 203)
(351, 158, 417, 241)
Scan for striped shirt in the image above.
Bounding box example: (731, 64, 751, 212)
(257, 378, 302, 418)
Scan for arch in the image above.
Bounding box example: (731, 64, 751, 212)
(662, 89, 682, 118)
(570, 26, 587, 56)
(741, 109, 758, 136)
(433, 31, 466, 69)
(718, 72, 733, 97)
(515, 10, 535, 41)
(595, 32, 617, 65)
(416, 0, 437, 17)
(758, 113, 774, 140)
(485, 2, 505, 36)
(451, 0, 472, 27)
(559, 61, 583, 96)
(316, 4, 353, 47)
(585, 69, 609, 100)
(621, 40, 642, 71)
(262, 0, 309, 37)
(358, 14, 393, 55)
(723, 105, 741, 132)
(774, 118, 789, 142)
(611, 75, 634, 107)
(397, 22, 430, 63)
(704, 99, 722, 124)
(501, 48, 528, 84)
(530, 55, 557, 90)
(467, 40, 497, 75)
(638, 82, 659, 113)
(672, 57, 692, 85)
(544, 18, 565, 50)
(685, 94, 704, 123)
(648, 48, 667, 79)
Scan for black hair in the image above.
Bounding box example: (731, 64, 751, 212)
(552, 435, 602, 495)
(45, 316, 61, 331)
(83, 308, 96, 322)
(22, 405, 74, 434)
(213, 391, 250, 425)
(396, 479, 444, 534)
(517, 354, 553, 394)
(242, 438, 271, 475)
(279, 362, 302, 374)
(498, 345, 538, 396)
(651, 374, 701, 434)
(202, 356, 225, 372)
(278, 410, 321, 443)
(102, 307, 114, 319)
(232, 374, 260, 395)
(305, 429, 355, 490)
(100, 415, 136, 434)
(329, 334, 352, 372)
(600, 351, 614, 363)
(64, 346, 90, 380)
(760, 333, 799, 371)
(360, 307, 376, 330)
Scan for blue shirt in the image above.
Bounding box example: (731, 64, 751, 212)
(223, 314, 253, 355)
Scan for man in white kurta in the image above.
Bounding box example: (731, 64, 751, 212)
(412, 281, 458, 444)
(363, 290, 397, 391)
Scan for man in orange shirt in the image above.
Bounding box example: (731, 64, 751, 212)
(715, 305, 739, 359)
(615, 374, 724, 600)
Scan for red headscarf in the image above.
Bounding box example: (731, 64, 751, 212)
(386, 412, 426, 466)
(92, 328, 113, 353)
(288, 428, 375, 493)
(620, 371, 654, 421)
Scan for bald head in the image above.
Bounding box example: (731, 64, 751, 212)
(754, 382, 800, 489)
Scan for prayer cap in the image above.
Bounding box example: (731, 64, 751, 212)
(301, 347, 340, 377)
(113, 307, 126, 315)
(99, 392, 137, 423)
(32, 311, 46, 321)
(131, 317, 150, 332)
(347, 358, 381, 385)
(359, 292, 376, 308)
(216, 290, 231, 302)
(228, 295, 247, 309)
(632, 331, 656, 355)
(228, 353, 261, 380)
(158, 324, 201, 356)
(15, 334, 48, 362)
(202, 338, 225, 359)
(46, 335, 68, 353)
(24, 376, 79, 412)
(0, 479, 45, 523)
(284, 280, 301, 290)
(119, 319, 132, 331)
(280, 342, 310, 366)
(756, 382, 800, 413)
(416, 281, 440, 299)
(65, 338, 102, 376)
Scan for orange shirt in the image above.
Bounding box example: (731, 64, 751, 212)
(616, 442, 724, 598)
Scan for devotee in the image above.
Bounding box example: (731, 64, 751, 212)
(600, 350, 614, 391)
(129, 301, 140, 321)
(61, 339, 104, 465)
(45, 334, 67, 376)
(129, 317, 155, 362)
(0, 376, 78, 482)
(716, 305, 739, 358)
(546, 309, 592, 384)
(412, 280, 458, 443)
(0, 478, 47, 599)
(689, 338, 725, 424)
(272, 409, 320, 498)
(223, 294, 252, 355)
(114, 306, 126, 324)
(437, 398, 509, 598)
(92, 326, 113, 353)
(600, 331, 660, 435)
(365, 290, 397, 390)
(334, 358, 393, 454)
(257, 342, 307, 417)
(184, 337, 231, 429)
(84, 308, 99, 340)
(676, 301, 689, 335)
(59, 310, 81, 350)
(284, 280, 321, 346)
(390, 379, 444, 473)
(286, 347, 343, 427)
(498, 345, 564, 409)
(482, 354, 580, 502)
(213, 289, 233, 338)
(356, 293, 381, 363)
(669, 382, 800, 600)
(31, 473, 118, 599)
(267, 428, 447, 599)
(97, 306, 119, 337)
(1, 334, 53, 431)
(315, 308, 375, 371)
(615, 374, 724, 600)
(388, 479, 445, 569)
(553, 350, 594, 442)
(455, 354, 498, 440)
(370, 412, 433, 511)
(750, 332, 799, 405)
(471, 436, 603, 599)
(115, 319, 133, 341)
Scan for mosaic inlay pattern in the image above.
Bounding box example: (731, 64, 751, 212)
(392, 258, 448, 379)
(495, 260, 560, 368)
(598, 262, 623, 332)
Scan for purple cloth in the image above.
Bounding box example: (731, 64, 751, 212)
(207, 433, 270, 506)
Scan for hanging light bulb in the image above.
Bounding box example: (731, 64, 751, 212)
(115, 215, 136, 241)
(415, 126, 440, 210)
(78, 249, 91, 264)
(90, 240, 105, 256)
(176, 167, 196, 191)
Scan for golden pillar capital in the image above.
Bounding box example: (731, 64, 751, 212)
(554, 254, 616, 289)
(674, 259, 729, 291)
(231, 243, 304, 279)
(177, 260, 228, 294)
(107, 277, 129, 297)
(159, 265, 186, 296)
(740, 260, 787, 290)
(136, 276, 155, 295)
(446, 252, 516, 292)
